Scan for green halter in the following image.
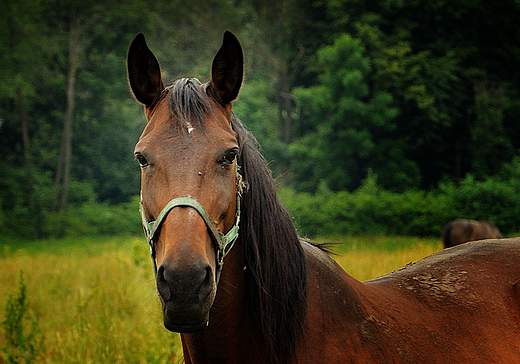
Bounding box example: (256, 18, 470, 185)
(140, 168, 245, 284)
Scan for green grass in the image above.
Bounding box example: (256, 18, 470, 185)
(0, 235, 442, 363)
(0, 236, 137, 256)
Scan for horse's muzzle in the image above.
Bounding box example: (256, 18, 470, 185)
(156, 259, 216, 333)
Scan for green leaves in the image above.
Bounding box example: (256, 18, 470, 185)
(290, 33, 398, 191)
(1, 0, 520, 238)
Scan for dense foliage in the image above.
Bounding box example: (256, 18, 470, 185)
(280, 160, 520, 238)
(1, 0, 520, 238)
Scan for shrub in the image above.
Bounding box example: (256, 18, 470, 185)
(440, 175, 520, 235)
(279, 173, 520, 238)
(42, 196, 142, 238)
(2, 271, 42, 364)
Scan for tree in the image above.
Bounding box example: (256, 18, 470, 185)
(237, 0, 330, 146)
(0, 0, 57, 236)
(471, 82, 514, 178)
(46, 0, 157, 210)
(289, 34, 399, 192)
(319, 0, 520, 187)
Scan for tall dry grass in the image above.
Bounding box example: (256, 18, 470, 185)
(0, 237, 183, 363)
(329, 236, 442, 281)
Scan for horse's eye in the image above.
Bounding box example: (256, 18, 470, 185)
(135, 153, 149, 168)
(220, 149, 238, 165)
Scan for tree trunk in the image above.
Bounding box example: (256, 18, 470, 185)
(17, 86, 34, 205)
(54, 15, 82, 211)
(8, 2, 35, 208)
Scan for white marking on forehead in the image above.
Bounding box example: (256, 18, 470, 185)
(186, 121, 194, 134)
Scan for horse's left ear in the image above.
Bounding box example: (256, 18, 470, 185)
(209, 31, 244, 105)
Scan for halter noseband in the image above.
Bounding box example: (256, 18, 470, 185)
(140, 167, 245, 284)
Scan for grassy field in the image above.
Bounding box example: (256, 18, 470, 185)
(0, 235, 442, 363)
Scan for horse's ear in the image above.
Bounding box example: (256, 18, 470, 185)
(209, 31, 244, 105)
(127, 33, 165, 108)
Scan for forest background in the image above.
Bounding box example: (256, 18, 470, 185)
(2, 0, 520, 240)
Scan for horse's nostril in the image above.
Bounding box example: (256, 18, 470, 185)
(204, 265, 213, 285)
(199, 265, 214, 301)
(157, 265, 166, 283)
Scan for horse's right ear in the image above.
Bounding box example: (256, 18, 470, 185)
(127, 33, 165, 108)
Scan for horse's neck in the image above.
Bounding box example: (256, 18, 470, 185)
(300, 241, 396, 362)
(302, 240, 371, 318)
(182, 240, 394, 364)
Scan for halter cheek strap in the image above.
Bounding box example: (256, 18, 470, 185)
(140, 169, 245, 284)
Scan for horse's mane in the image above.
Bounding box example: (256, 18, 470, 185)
(232, 117, 307, 364)
(165, 78, 307, 364)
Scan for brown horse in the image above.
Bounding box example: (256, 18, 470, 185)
(442, 219, 503, 248)
(127, 32, 520, 364)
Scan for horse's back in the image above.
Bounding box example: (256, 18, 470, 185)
(301, 238, 520, 363)
(367, 238, 520, 363)
(442, 219, 469, 247)
(477, 220, 503, 239)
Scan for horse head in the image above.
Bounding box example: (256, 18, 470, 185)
(127, 31, 244, 333)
